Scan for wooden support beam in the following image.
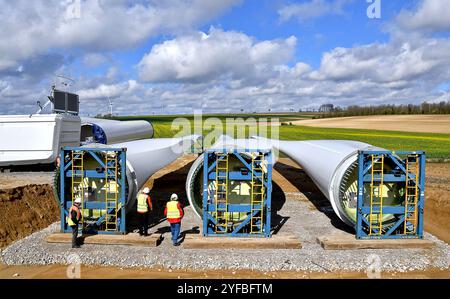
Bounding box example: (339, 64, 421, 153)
(46, 233, 161, 247)
(317, 233, 434, 250)
(182, 233, 301, 249)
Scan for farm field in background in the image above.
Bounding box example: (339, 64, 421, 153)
(293, 115, 450, 134)
(115, 114, 450, 159)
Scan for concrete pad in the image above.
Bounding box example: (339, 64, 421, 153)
(317, 234, 434, 250)
(46, 233, 161, 247)
(182, 233, 301, 249)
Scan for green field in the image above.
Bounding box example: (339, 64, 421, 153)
(115, 115, 450, 159)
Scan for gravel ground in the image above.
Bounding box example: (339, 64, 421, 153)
(1, 192, 449, 273)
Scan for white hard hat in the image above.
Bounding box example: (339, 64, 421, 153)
(143, 187, 150, 194)
(170, 193, 178, 201)
(74, 197, 82, 204)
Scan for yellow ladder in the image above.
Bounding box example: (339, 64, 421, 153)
(404, 155, 420, 234)
(369, 155, 384, 235)
(105, 152, 119, 231)
(71, 151, 84, 227)
(250, 153, 265, 234)
(214, 153, 229, 233)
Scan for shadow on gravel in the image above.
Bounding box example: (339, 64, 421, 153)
(274, 161, 353, 233)
(271, 181, 289, 235)
(178, 226, 200, 244)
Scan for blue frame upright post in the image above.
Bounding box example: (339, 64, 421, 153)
(417, 152, 426, 238)
(355, 150, 365, 239)
(202, 152, 209, 236)
(119, 150, 127, 234)
(264, 151, 273, 238)
(60, 149, 66, 233)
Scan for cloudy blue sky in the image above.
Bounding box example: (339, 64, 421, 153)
(0, 0, 449, 116)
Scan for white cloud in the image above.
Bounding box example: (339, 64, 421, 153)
(278, 0, 354, 22)
(138, 28, 297, 83)
(310, 39, 450, 84)
(0, 0, 240, 71)
(78, 80, 139, 100)
(396, 0, 450, 32)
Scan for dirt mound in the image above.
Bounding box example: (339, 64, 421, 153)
(0, 184, 59, 248)
(425, 163, 450, 244)
(425, 187, 450, 243)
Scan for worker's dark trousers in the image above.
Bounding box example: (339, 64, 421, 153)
(71, 225, 78, 247)
(138, 212, 149, 235)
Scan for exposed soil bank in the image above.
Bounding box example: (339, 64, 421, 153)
(0, 184, 59, 248)
(425, 163, 450, 244)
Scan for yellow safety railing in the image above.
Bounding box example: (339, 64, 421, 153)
(105, 152, 119, 231)
(404, 155, 420, 234)
(71, 151, 84, 227)
(250, 153, 265, 234)
(214, 153, 229, 233)
(369, 155, 384, 235)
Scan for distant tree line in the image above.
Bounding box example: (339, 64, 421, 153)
(315, 102, 450, 118)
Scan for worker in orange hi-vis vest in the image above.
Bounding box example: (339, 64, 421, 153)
(164, 193, 184, 246)
(136, 187, 153, 236)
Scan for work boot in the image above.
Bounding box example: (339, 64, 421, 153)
(72, 245, 81, 249)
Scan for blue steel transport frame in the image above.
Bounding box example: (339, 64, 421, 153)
(202, 148, 273, 237)
(59, 147, 127, 234)
(356, 150, 425, 239)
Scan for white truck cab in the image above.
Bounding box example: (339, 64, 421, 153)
(0, 114, 81, 167)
